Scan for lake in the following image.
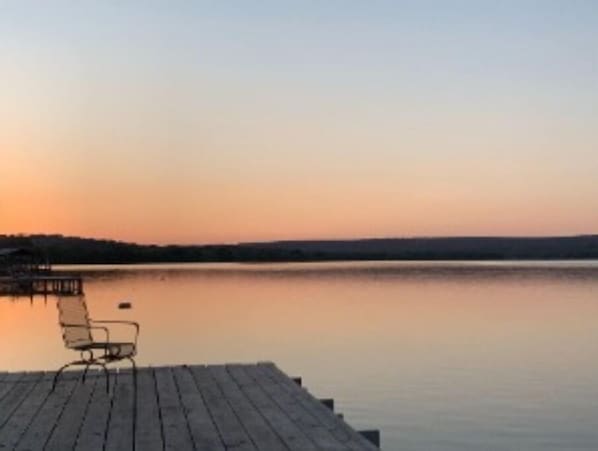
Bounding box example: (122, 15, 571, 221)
(2, 261, 598, 450)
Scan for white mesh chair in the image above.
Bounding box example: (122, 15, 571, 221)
(53, 296, 139, 392)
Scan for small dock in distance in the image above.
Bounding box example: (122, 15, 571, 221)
(0, 246, 83, 297)
(0, 362, 380, 450)
(0, 275, 84, 297)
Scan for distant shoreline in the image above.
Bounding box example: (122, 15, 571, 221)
(2, 234, 598, 265)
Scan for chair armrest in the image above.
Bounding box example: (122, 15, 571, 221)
(61, 323, 110, 342)
(90, 320, 140, 345)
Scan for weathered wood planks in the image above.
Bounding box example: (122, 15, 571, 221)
(189, 365, 256, 450)
(134, 368, 163, 451)
(15, 372, 80, 451)
(0, 374, 54, 449)
(0, 364, 379, 450)
(172, 365, 223, 451)
(154, 366, 195, 450)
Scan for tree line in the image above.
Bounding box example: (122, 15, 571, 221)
(1, 234, 597, 264)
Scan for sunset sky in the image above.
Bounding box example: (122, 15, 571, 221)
(1, 1, 597, 244)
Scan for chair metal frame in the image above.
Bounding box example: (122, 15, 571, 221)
(53, 298, 140, 393)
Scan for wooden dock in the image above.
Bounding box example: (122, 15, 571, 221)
(0, 275, 84, 297)
(0, 363, 379, 450)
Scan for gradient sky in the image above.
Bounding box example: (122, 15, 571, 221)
(1, 1, 597, 244)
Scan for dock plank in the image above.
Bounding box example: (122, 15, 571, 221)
(0, 373, 43, 430)
(15, 373, 80, 451)
(265, 363, 377, 450)
(189, 365, 257, 451)
(262, 363, 378, 450)
(75, 370, 115, 451)
(245, 365, 350, 451)
(0, 371, 25, 402)
(209, 364, 288, 450)
(0, 374, 53, 449)
(154, 366, 194, 450)
(45, 374, 98, 450)
(172, 366, 224, 451)
(135, 367, 163, 451)
(105, 369, 136, 451)
(227, 364, 319, 451)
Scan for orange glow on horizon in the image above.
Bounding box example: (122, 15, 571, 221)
(1, 1, 598, 244)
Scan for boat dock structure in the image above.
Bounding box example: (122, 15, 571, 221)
(0, 247, 84, 297)
(0, 275, 84, 297)
(0, 362, 380, 450)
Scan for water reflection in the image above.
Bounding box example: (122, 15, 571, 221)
(2, 261, 598, 450)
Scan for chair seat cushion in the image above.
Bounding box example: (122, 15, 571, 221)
(76, 342, 136, 358)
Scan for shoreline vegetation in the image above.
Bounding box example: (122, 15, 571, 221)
(1, 234, 598, 265)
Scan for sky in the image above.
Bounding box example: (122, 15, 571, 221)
(1, 1, 597, 244)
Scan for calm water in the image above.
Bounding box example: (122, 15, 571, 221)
(2, 261, 598, 450)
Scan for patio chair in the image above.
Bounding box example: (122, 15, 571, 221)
(53, 296, 139, 392)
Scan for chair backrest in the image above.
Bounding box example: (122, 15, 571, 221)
(57, 296, 93, 349)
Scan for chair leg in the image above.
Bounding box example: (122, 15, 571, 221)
(82, 362, 92, 384)
(99, 362, 110, 394)
(128, 357, 137, 402)
(52, 362, 74, 392)
(127, 357, 137, 381)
